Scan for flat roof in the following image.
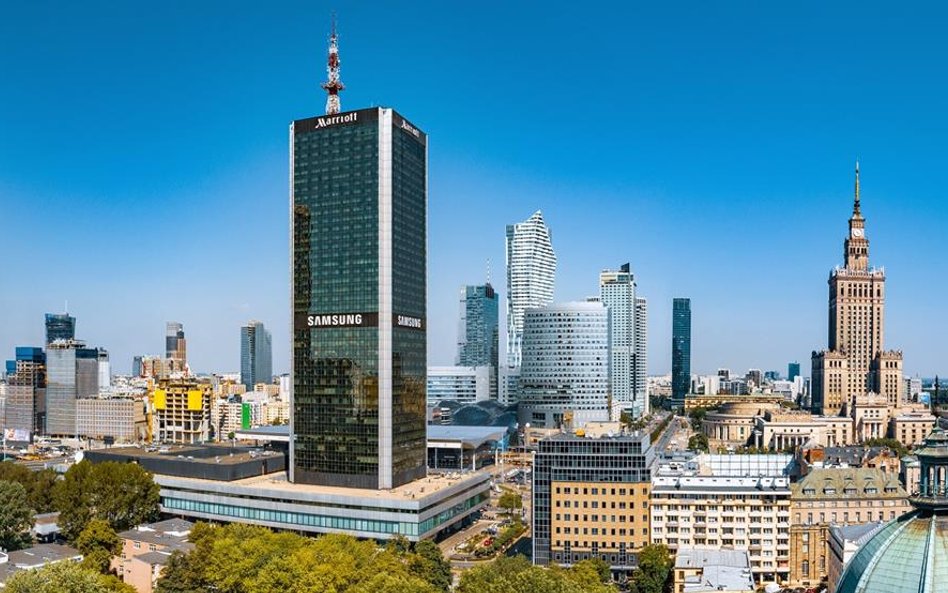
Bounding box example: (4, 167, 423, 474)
(676, 548, 754, 593)
(236, 424, 507, 449)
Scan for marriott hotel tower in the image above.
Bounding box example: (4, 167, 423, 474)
(290, 107, 428, 489)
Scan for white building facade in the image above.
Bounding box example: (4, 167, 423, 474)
(505, 210, 556, 369)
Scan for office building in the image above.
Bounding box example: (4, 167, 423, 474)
(812, 165, 904, 415)
(788, 468, 910, 587)
(291, 105, 428, 490)
(506, 210, 556, 369)
(97, 348, 110, 390)
(518, 302, 611, 429)
(165, 322, 187, 369)
(456, 283, 499, 380)
(3, 347, 46, 436)
(533, 429, 653, 577)
(600, 264, 647, 419)
(45, 339, 98, 436)
(44, 312, 75, 344)
(426, 366, 492, 406)
(788, 362, 801, 382)
(671, 298, 692, 408)
(651, 454, 793, 585)
(76, 398, 147, 443)
(240, 320, 273, 391)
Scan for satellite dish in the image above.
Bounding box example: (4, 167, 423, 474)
(74, 450, 84, 463)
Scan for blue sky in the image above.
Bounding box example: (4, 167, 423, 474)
(2, 2, 947, 377)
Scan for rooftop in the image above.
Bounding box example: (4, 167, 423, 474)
(792, 468, 905, 500)
(0, 543, 82, 585)
(676, 548, 754, 593)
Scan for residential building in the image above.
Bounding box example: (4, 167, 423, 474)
(789, 468, 910, 587)
(671, 298, 691, 409)
(151, 380, 212, 443)
(426, 366, 492, 406)
(456, 284, 499, 398)
(506, 210, 556, 369)
(600, 264, 647, 419)
(634, 297, 649, 416)
(165, 322, 187, 370)
(291, 105, 428, 490)
(651, 454, 793, 585)
(826, 522, 885, 593)
(673, 548, 754, 593)
(113, 519, 194, 593)
(240, 320, 273, 391)
(533, 430, 653, 578)
(0, 543, 82, 587)
(812, 165, 904, 415)
(518, 302, 611, 429)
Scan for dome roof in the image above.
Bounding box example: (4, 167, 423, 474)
(835, 510, 948, 593)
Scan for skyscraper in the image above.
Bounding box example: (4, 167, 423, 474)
(518, 302, 610, 429)
(456, 284, 499, 370)
(165, 322, 187, 369)
(291, 105, 428, 489)
(45, 340, 98, 436)
(788, 361, 801, 382)
(505, 211, 556, 369)
(45, 312, 76, 344)
(635, 296, 649, 416)
(811, 164, 904, 415)
(240, 320, 273, 391)
(600, 264, 643, 419)
(671, 298, 692, 408)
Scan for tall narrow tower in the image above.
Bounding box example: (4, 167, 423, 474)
(321, 16, 344, 115)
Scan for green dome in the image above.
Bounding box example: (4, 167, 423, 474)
(836, 509, 948, 593)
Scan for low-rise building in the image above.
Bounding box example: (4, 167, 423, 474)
(673, 547, 755, 593)
(533, 430, 653, 578)
(76, 397, 147, 443)
(889, 412, 936, 447)
(113, 519, 194, 593)
(789, 468, 910, 587)
(426, 366, 493, 405)
(651, 454, 793, 586)
(0, 543, 82, 586)
(826, 522, 886, 593)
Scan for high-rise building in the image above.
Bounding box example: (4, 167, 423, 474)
(811, 165, 904, 415)
(165, 322, 187, 369)
(4, 347, 46, 435)
(788, 361, 801, 382)
(45, 340, 98, 436)
(506, 211, 556, 369)
(97, 348, 110, 390)
(634, 297, 649, 416)
(671, 298, 692, 408)
(45, 312, 76, 344)
(291, 106, 428, 490)
(240, 321, 273, 391)
(456, 284, 499, 371)
(600, 264, 648, 419)
(518, 302, 610, 429)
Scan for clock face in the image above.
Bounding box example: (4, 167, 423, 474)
(852, 228, 864, 238)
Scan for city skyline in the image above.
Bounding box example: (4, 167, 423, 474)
(4, 3, 948, 378)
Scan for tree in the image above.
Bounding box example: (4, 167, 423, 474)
(408, 539, 452, 593)
(629, 544, 672, 593)
(0, 462, 57, 513)
(864, 438, 910, 457)
(76, 520, 122, 574)
(688, 433, 710, 453)
(456, 555, 617, 593)
(4, 561, 135, 593)
(0, 480, 34, 551)
(498, 491, 523, 514)
(53, 461, 160, 542)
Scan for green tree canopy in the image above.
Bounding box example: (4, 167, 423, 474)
(688, 433, 710, 453)
(0, 461, 58, 513)
(52, 461, 160, 542)
(156, 523, 454, 593)
(76, 519, 122, 574)
(4, 561, 135, 593)
(0, 480, 34, 551)
(628, 544, 673, 593)
(864, 438, 910, 457)
(498, 491, 523, 513)
(456, 555, 618, 593)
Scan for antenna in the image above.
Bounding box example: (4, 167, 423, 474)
(321, 13, 344, 115)
(486, 258, 492, 285)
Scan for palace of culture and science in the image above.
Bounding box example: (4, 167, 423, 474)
(811, 164, 905, 417)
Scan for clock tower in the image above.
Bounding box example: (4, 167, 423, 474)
(811, 163, 904, 416)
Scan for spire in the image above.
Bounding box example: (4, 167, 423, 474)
(853, 159, 861, 216)
(321, 13, 344, 115)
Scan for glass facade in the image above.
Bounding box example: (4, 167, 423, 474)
(671, 298, 691, 406)
(241, 321, 273, 390)
(457, 284, 499, 369)
(291, 107, 426, 489)
(45, 313, 76, 344)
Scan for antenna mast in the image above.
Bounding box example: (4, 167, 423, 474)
(322, 14, 344, 115)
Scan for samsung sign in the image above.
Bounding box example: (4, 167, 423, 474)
(294, 312, 424, 331)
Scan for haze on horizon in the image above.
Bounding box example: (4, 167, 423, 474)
(2, 2, 947, 380)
